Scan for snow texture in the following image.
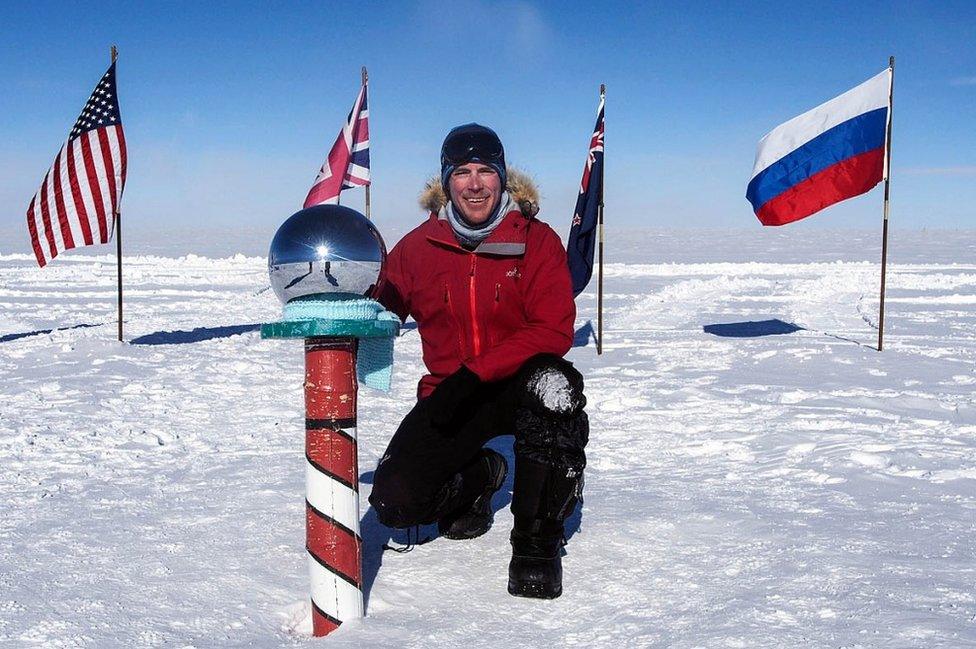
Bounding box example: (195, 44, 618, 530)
(1, 228, 975, 647)
(526, 368, 574, 413)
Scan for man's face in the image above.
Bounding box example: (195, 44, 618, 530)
(448, 162, 502, 225)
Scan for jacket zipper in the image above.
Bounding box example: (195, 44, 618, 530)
(468, 254, 481, 357)
(445, 284, 465, 355)
(489, 283, 501, 346)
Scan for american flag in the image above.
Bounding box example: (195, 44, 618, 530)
(27, 62, 127, 268)
(567, 94, 605, 297)
(304, 82, 370, 208)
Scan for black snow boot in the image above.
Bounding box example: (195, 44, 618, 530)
(438, 449, 508, 540)
(508, 519, 565, 599)
(507, 439, 585, 600)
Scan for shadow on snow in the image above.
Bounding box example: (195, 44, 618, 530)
(573, 320, 596, 348)
(0, 322, 102, 344)
(703, 319, 804, 338)
(130, 324, 261, 345)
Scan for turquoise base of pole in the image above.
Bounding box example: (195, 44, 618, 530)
(261, 318, 399, 340)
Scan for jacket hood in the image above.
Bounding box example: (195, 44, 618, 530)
(419, 167, 540, 218)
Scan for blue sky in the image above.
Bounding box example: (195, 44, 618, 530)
(1, 0, 974, 249)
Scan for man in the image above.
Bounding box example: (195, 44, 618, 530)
(370, 124, 589, 599)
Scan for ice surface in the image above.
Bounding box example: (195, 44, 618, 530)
(1, 229, 975, 647)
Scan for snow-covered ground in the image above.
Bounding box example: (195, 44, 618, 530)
(1, 228, 975, 647)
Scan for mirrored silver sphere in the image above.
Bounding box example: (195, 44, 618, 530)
(268, 205, 386, 304)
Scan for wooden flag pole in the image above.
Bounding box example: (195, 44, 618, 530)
(112, 45, 124, 343)
(597, 83, 606, 356)
(362, 66, 371, 220)
(878, 56, 895, 351)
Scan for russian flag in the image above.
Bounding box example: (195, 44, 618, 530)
(747, 68, 892, 226)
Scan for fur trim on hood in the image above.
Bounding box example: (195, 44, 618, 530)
(419, 168, 540, 218)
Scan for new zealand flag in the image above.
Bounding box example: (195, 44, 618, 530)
(567, 95, 604, 297)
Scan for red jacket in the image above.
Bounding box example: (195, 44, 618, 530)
(378, 173, 575, 399)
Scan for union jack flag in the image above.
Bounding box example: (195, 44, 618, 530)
(567, 94, 604, 297)
(27, 62, 127, 267)
(304, 82, 370, 208)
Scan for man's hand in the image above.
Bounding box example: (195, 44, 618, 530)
(424, 365, 482, 432)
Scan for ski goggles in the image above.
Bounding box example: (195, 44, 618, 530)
(440, 125, 505, 168)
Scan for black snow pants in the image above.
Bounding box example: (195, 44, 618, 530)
(369, 354, 589, 531)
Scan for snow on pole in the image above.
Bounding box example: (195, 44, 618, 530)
(303, 337, 363, 635)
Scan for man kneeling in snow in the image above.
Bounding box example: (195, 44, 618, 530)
(370, 124, 589, 599)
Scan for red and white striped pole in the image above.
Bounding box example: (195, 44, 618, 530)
(303, 337, 363, 636)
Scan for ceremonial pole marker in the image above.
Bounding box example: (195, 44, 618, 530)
(263, 204, 396, 637)
(303, 338, 363, 635)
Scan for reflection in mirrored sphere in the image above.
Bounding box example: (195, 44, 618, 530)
(268, 205, 386, 304)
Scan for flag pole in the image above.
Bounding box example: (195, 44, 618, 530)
(878, 56, 894, 351)
(362, 66, 371, 220)
(111, 44, 123, 343)
(597, 83, 606, 356)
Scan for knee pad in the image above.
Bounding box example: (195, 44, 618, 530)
(519, 354, 586, 418)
